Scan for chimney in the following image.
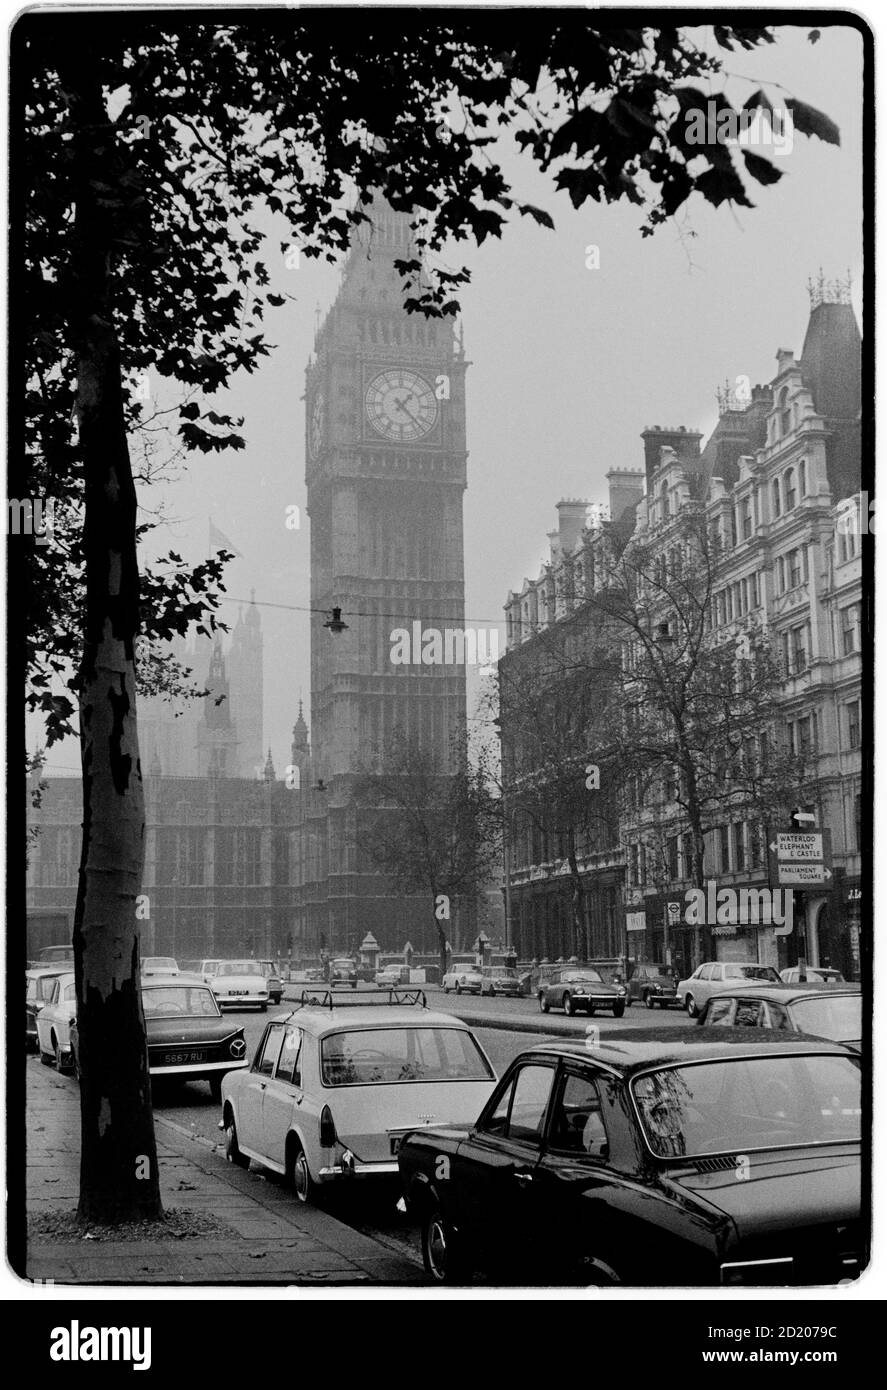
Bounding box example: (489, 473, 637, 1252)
(555, 499, 589, 554)
(640, 425, 703, 486)
(606, 469, 645, 524)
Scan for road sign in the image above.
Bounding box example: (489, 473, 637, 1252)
(666, 901, 681, 924)
(768, 828, 832, 887)
(626, 912, 646, 933)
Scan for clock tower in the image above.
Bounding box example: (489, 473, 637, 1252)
(304, 198, 468, 953)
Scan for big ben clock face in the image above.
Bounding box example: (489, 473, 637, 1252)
(365, 369, 438, 442)
(309, 391, 325, 457)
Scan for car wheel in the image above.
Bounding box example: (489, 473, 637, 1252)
(224, 1115, 250, 1169)
(455, 983, 462, 995)
(290, 1141, 316, 1205)
(685, 994, 698, 1018)
(421, 1204, 467, 1284)
(259, 1003, 268, 1013)
(209, 1075, 223, 1103)
(39, 1040, 54, 1066)
(563, 992, 574, 1016)
(538, 992, 550, 1014)
(644, 991, 655, 1010)
(55, 1039, 73, 1073)
(624, 996, 632, 1008)
(612, 1004, 625, 1019)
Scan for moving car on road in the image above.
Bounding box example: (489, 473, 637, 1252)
(442, 963, 483, 995)
(677, 962, 781, 1017)
(538, 968, 626, 1017)
(330, 958, 358, 988)
(398, 1033, 863, 1285)
(220, 989, 497, 1205)
(375, 965, 406, 986)
(698, 985, 862, 1050)
(35, 972, 77, 1072)
(211, 960, 270, 1011)
(479, 966, 522, 998)
(779, 966, 846, 985)
(625, 962, 680, 1010)
(26, 966, 70, 1051)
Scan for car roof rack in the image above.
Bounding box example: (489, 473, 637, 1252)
(294, 987, 428, 1011)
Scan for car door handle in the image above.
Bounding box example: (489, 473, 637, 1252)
(514, 1171, 534, 1185)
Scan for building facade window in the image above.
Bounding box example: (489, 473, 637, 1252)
(718, 825, 730, 873)
(841, 603, 861, 655)
(784, 467, 797, 510)
(846, 700, 861, 749)
(738, 497, 753, 540)
(799, 458, 807, 496)
(732, 822, 746, 872)
(772, 477, 782, 519)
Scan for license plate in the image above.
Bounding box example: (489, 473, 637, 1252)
(162, 1050, 207, 1065)
(227, 990, 248, 996)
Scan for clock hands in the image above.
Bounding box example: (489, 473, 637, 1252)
(393, 393, 423, 428)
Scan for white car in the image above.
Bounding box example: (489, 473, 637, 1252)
(779, 966, 846, 986)
(211, 959, 270, 1011)
(677, 961, 782, 1017)
(141, 956, 179, 977)
(442, 963, 483, 995)
(219, 991, 497, 1203)
(35, 971, 77, 1072)
(181, 959, 223, 984)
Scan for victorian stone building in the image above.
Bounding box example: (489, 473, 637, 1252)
(500, 277, 863, 979)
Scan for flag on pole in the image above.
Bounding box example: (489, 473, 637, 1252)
(208, 519, 243, 558)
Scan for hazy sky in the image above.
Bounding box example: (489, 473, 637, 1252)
(37, 21, 865, 777)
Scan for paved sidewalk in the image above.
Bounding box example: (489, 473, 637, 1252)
(22, 1058, 422, 1287)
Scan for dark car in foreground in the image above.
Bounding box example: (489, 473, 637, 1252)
(625, 962, 680, 1009)
(538, 968, 627, 1017)
(398, 1032, 863, 1286)
(72, 973, 249, 1100)
(699, 985, 862, 1050)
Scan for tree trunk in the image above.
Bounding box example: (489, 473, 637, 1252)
(57, 43, 162, 1223)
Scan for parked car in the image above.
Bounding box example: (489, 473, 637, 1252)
(779, 966, 846, 985)
(69, 973, 250, 1099)
(330, 958, 358, 988)
(479, 966, 522, 998)
(33, 945, 74, 967)
(538, 968, 627, 1017)
(677, 962, 781, 1017)
(258, 960, 284, 1005)
(180, 959, 223, 984)
(398, 1033, 863, 1285)
(35, 972, 77, 1072)
(698, 985, 862, 1050)
(140, 956, 179, 977)
(26, 966, 70, 1051)
(141, 974, 248, 1099)
(375, 965, 406, 986)
(211, 960, 270, 1011)
(442, 963, 483, 995)
(625, 962, 680, 1010)
(220, 990, 497, 1203)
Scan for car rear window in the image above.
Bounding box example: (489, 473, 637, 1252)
(321, 1027, 494, 1086)
(216, 961, 262, 977)
(632, 1053, 861, 1157)
(790, 995, 861, 1042)
(142, 987, 221, 1018)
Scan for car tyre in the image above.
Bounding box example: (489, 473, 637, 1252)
(612, 1003, 625, 1019)
(290, 1140, 316, 1205)
(563, 992, 574, 1016)
(225, 1115, 250, 1169)
(538, 992, 550, 1014)
(55, 1039, 73, 1074)
(39, 1042, 54, 1066)
(455, 983, 462, 995)
(209, 1075, 223, 1103)
(644, 992, 655, 1010)
(685, 994, 698, 1018)
(421, 1204, 467, 1285)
